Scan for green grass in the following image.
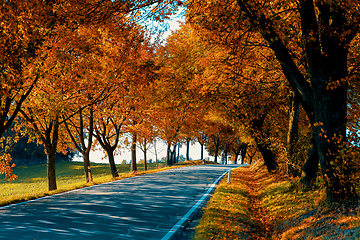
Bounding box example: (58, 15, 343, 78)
(193, 168, 252, 240)
(194, 162, 360, 240)
(0, 161, 166, 207)
(0, 159, 210, 207)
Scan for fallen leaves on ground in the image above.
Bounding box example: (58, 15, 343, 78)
(194, 161, 360, 239)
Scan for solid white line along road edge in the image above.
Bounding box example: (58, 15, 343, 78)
(161, 168, 233, 240)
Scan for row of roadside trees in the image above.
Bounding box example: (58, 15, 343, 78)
(1, 0, 359, 207)
(0, 0, 247, 192)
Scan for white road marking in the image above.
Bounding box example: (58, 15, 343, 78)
(161, 169, 232, 240)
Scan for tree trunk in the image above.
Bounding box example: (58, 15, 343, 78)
(287, 91, 299, 161)
(131, 133, 137, 172)
(287, 91, 303, 178)
(299, 135, 319, 189)
(167, 144, 172, 166)
(214, 137, 220, 163)
(200, 142, 204, 161)
(256, 141, 277, 171)
(223, 151, 228, 165)
(153, 140, 158, 167)
(83, 149, 93, 183)
(107, 150, 118, 178)
(177, 143, 180, 162)
(172, 144, 177, 164)
(46, 148, 57, 191)
(313, 78, 357, 201)
(214, 145, 219, 163)
(186, 138, 190, 160)
(251, 117, 278, 172)
(44, 119, 60, 191)
(240, 144, 248, 164)
(143, 147, 147, 171)
(234, 153, 239, 164)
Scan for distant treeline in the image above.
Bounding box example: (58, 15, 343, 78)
(2, 127, 74, 167)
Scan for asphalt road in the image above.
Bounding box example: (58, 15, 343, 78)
(0, 164, 239, 240)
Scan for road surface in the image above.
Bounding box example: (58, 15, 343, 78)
(0, 164, 239, 240)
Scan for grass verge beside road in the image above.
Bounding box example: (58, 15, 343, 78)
(0, 160, 206, 207)
(194, 162, 360, 240)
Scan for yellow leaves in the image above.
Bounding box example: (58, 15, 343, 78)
(313, 122, 323, 127)
(326, 78, 348, 91)
(0, 153, 17, 182)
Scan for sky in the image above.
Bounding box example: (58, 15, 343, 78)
(73, 141, 211, 164)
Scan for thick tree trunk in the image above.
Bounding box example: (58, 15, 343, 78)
(44, 119, 60, 191)
(46, 148, 57, 191)
(313, 79, 357, 201)
(299, 135, 319, 189)
(256, 141, 277, 171)
(107, 150, 118, 178)
(83, 149, 93, 183)
(131, 133, 137, 172)
(214, 144, 219, 163)
(251, 117, 278, 172)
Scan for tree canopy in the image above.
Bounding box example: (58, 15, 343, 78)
(0, 0, 359, 205)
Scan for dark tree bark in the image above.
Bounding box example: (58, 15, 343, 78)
(247, 149, 256, 165)
(176, 143, 180, 163)
(223, 143, 230, 164)
(46, 146, 57, 191)
(131, 133, 137, 172)
(43, 119, 60, 191)
(198, 135, 207, 164)
(235, 0, 359, 202)
(240, 144, 248, 164)
(167, 144, 172, 166)
(186, 138, 190, 160)
(172, 144, 177, 164)
(251, 117, 278, 172)
(83, 150, 93, 183)
(143, 143, 147, 171)
(200, 142, 204, 161)
(287, 91, 300, 162)
(256, 142, 277, 171)
(233, 152, 239, 164)
(106, 149, 118, 178)
(232, 142, 248, 165)
(299, 135, 319, 189)
(213, 136, 220, 163)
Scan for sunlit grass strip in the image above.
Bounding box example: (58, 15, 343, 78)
(193, 167, 252, 240)
(252, 162, 360, 239)
(195, 162, 360, 240)
(0, 160, 207, 207)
